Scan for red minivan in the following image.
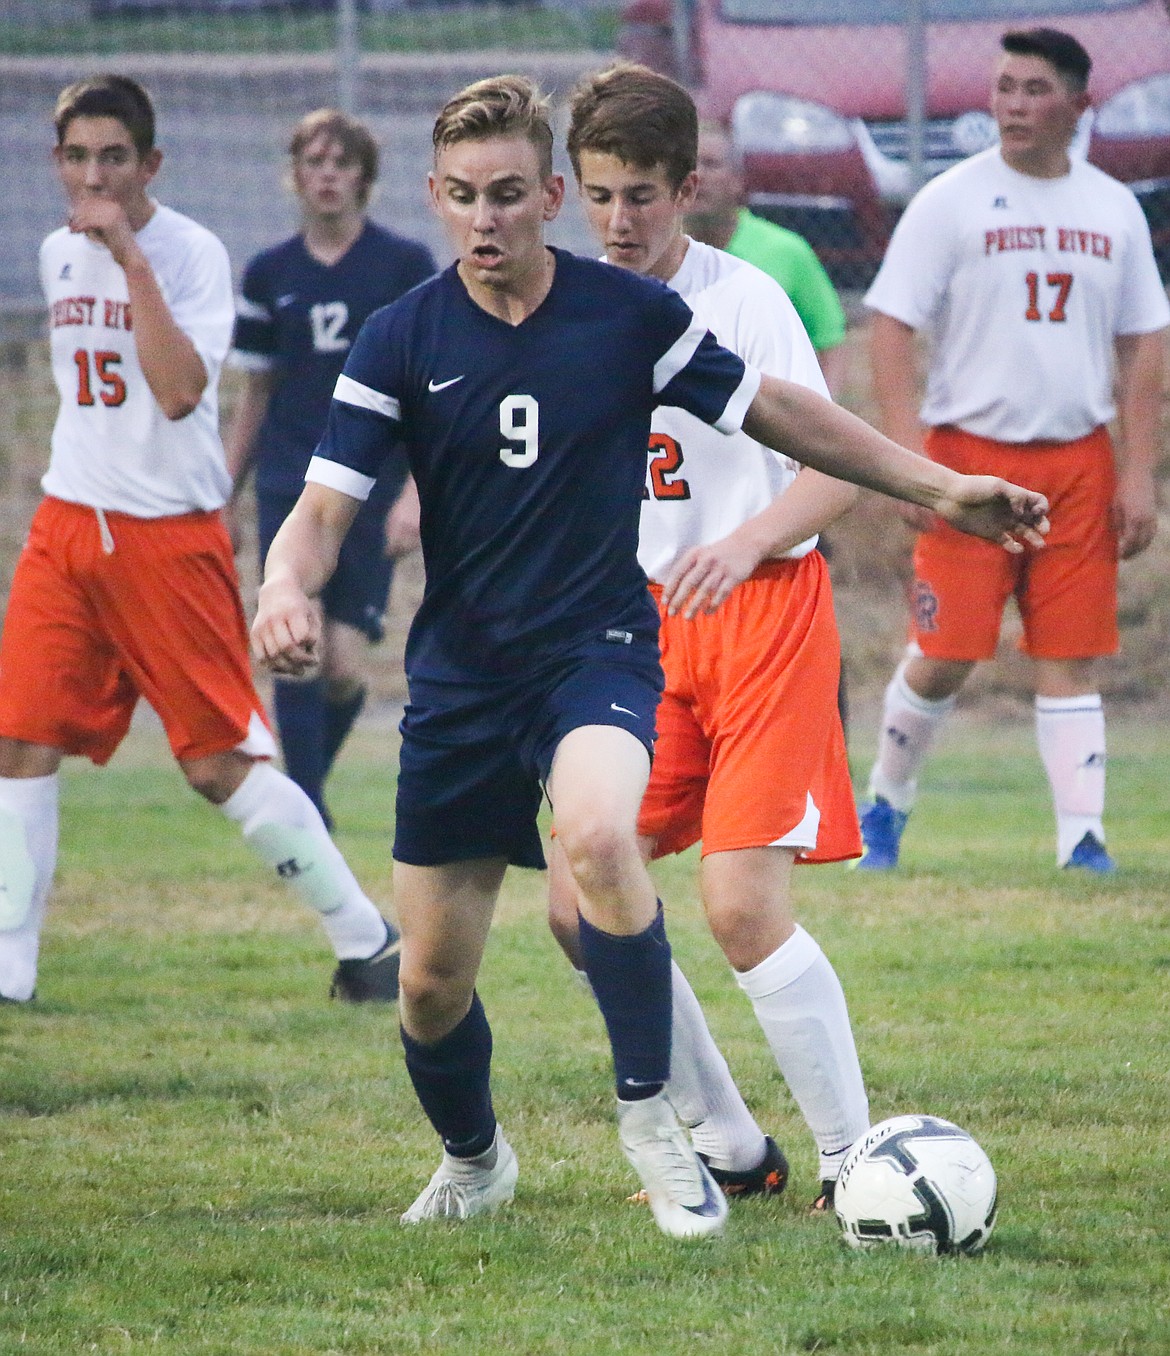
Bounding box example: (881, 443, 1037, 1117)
(619, 0, 1170, 287)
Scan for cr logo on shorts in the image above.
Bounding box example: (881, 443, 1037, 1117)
(913, 579, 940, 633)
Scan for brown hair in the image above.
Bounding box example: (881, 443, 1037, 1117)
(432, 75, 554, 178)
(289, 108, 379, 205)
(54, 74, 156, 157)
(567, 63, 697, 192)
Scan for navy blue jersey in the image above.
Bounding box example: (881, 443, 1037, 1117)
(309, 248, 759, 682)
(232, 220, 435, 499)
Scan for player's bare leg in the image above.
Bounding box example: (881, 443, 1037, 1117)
(701, 844, 869, 1203)
(549, 725, 727, 1237)
(0, 738, 63, 1001)
(394, 858, 503, 1044)
(394, 857, 518, 1223)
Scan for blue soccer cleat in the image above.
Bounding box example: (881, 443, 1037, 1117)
(854, 798, 909, 871)
(1063, 832, 1116, 874)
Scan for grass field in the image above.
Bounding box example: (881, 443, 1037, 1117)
(1, 714, 1167, 1354)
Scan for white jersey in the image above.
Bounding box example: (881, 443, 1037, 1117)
(865, 148, 1170, 444)
(39, 202, 234, 516)
(638, 238, 829, 582)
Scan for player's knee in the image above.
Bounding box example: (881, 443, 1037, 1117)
(398, 956, 473, 1037)
(556, 816, 638, 898)
(707, 898, 796, 972)
(0, 739, 61, 779)
(181, 751, 253, 804)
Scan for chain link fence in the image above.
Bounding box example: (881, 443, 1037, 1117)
(1, 0, 1168, 707)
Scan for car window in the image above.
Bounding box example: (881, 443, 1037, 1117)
(720, 0, 1144, 23)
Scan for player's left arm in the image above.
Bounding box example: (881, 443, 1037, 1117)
(661, 469, 858, 618)
(742, 374, 1049, 551)
(1112, 327, 1165, 560)
(70, 199, 208, 419)
(252, 482, 361, 675)
(384, 474, 421, 558)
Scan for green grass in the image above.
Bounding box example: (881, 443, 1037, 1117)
(1, 716, 1168, 1353)
(0, 8, 619, 57)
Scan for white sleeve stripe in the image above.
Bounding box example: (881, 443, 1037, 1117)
(235, 296, 271, 321)
(714, 365, 762, 435)
(306, 456, 376, 501)
(652, 319, 708, 393)
(228, 349, 275, 372)
(334, 373, 401, 421)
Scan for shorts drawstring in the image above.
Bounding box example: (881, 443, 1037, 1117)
(95, 507, 115, 555)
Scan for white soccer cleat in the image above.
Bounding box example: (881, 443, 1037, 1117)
(617, 1091, 729, 1239)
(400, 1128, 519, 1224)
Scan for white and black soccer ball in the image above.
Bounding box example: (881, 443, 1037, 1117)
(834, 1114, 998, 1255)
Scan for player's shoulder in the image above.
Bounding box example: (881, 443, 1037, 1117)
(140, 204, 231, 281)
(684, 238, 785, 296)
(146, 202, 226, 251)
(362, 220, 436, 266)
(355, 259, 452, 336)
(40, 224, 72, 258)
(1068, 156, 1145, 209)
(556, 247, 682, 317)
(905, 149, 999, 213)
(243, 232, 303, 276)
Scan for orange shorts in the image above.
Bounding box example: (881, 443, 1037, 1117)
(639, 552, 860, 863)
(911, 426, 1119, 662)
(0, 496, 274, 765)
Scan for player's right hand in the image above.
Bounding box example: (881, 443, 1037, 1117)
(68, 197, 137, 264)
(251, 577, 322, 676)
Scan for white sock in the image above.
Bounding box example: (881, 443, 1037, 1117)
(220, 762, 388, 959)
(575, 962, 766, 1175)
(735, 925, 870, 1181)
(0, 774, 59, 1001)
(1035, 694, 1107, 865)
(868, 658, 956, 813)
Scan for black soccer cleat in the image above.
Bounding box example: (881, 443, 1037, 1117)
(701, 1135, 789, 1198)
(810, 1177, 836, 1214)
(329, 922, 401, 1004)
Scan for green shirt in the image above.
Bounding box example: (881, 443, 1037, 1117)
(725, 209, 847, 353)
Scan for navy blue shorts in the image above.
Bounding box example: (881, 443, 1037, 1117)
(393, 634, 664, 870)
(257, 489, 397, 643)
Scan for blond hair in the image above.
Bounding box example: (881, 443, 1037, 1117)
(432, 74, 554, 178)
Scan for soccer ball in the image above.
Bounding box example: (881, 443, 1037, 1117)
(834, 1114, 998, 1255)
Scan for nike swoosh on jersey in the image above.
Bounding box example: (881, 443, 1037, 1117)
(610, 703, 639, 718)
(427, 375, 465, 392)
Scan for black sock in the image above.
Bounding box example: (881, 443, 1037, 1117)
(323, 685, 366, 778)
(273, 677, 329, 823)
(578, 904, 671, 1101)
(401, 992, 496, 1158)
